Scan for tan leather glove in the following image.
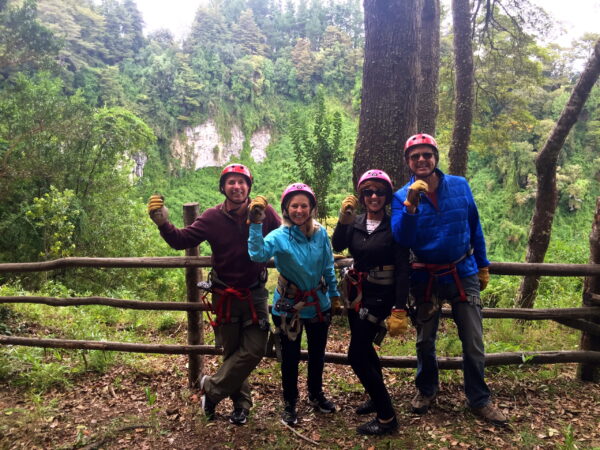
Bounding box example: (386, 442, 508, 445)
(478, 267, 490, 291)
(247, 195, 268, 224)
(339, 195, 358, 225)
(330, 296, 342, 314)
(387, 309, 408, 336)
(147, 194, 168, 227)
(404, 180, 429, 210)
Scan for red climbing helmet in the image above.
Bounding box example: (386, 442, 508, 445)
(357, 169, 394, 205)
(280, 183, 317, 212)
(404, 133, 439, 160)
(219, 163, 253, 193)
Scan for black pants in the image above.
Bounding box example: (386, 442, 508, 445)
(347, 309, 395, 420)
(272, 314, 330, 404)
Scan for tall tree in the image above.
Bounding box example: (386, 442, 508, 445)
(417, 0, 440, 134)
(447, 0, 473, 176)
(516, 38, 600, 309)
(353, 0, 421, 188)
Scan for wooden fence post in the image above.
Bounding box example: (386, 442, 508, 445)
(578, 196, 600, 382)
(184, 203, 203, 388)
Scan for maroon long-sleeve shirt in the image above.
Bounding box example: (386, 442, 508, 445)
(159, 202, 281, 288)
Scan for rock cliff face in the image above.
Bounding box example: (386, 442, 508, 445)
(171, 120, 270, 170)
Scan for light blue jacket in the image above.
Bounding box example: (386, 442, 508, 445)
(248, 222, 340, 319)
(391, 169, 489, 284)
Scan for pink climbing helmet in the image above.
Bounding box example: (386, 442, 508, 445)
(280, 183, 317, 212)
(357, 169, 394, 204)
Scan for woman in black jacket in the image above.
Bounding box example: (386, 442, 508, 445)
(332, 169, 410, 436)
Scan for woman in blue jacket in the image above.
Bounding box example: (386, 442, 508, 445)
(248, 183, 340, 427)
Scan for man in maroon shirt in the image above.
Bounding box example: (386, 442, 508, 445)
(148, 164, 281, 425)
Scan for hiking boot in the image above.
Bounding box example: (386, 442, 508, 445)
(356, 416, 398, 436)
(410, 391, 437, 414)
(229, 407, 249, 425)
(308, 392, 336, 413)
(471, 403, 508, 426)
(200, 375, 217, 420)
(281, 401, 298, 426)
(355, 399, 376, 415)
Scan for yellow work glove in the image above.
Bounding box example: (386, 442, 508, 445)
(404, 180, 429, 210)
(478, 267, 490, 291)
(339, 195, 358, 225)
(147, 194, 169, 227)
(330, 295, 342, 314)
(386, 309, 408, 336)
(247, 195, 268, 224)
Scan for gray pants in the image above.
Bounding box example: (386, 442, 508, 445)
(203, 285, 269, 410)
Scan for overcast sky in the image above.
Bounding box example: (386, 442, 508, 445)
(135, 0, 599, 45)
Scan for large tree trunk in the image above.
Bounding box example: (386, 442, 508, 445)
(417, 0, 440, 135)
(448, 0, 473, 176)
(578, 197, 600, 382)
(516, 38, 600, 309)
(353, 0, 422, 189)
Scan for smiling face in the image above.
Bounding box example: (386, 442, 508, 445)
(407, 144, 437, 179)
(359, 180, 387, 214)
(223, 174, 249, 204)
(286, 193, 312, 226)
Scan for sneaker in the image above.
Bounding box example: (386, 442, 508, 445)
(471, 403, 508, 426)
(410, 391, 437, 414)
(355, 399, 376, 415)
(200, 375, 217, 420)
(308, 392, 336, 413)
(281, 401, 298, 426)
(357, 416, 398, 436)
(229, 407, 249, 425)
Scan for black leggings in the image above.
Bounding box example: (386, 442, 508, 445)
(272, 314, 330, 404)
(347, 309, 395, 420)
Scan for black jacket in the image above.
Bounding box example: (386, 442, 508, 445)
(332, 213, 409, 312)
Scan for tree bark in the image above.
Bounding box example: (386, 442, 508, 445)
(417, 0, 440, 134)
(516, 38, 600, 309)
(578, 197, 600, 381)
(353, 0, 422, 189)
(448, 0, 474, 176)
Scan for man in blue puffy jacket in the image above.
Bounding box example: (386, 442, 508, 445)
(390, 133, 507, 426)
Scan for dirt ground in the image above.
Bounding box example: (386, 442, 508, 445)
(1, 324, 599, 449)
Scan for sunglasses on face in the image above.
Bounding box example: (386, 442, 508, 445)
(362, 189, 386, 197)
(409, 152, 434, 162)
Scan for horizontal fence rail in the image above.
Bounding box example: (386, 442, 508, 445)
(1, 256, 599, 378)
(2, 336, 599, 369)
(1, 257, 600, 276)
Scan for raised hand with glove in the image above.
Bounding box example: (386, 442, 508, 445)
(403, 180, 429, 212)
(338, 195, 358, 225)
(386, 309, 409, 337)
(147, 194, 169, 227)
(247, 195, 268, 224)
(478, 266, 490, 291)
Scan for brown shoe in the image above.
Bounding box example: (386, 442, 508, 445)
(471, 403, 508, 426)
(410, 391, 437, 414)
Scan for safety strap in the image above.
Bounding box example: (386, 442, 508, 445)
(342, 268, 364, 312)
(411, 249, 473, 303)
(276, 275, 326, 322)
(198, 272, 261, 327)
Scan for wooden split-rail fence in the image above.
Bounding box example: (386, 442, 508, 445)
(1, 203, 599, 388)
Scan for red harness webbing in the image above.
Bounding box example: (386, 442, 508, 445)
(345, 268, 365, 312)
(203, 286, 258, 326)
(411, 262, 467, 303)
(293, 288, 324, 322)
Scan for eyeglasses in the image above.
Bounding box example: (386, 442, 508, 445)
(409, 152, 434, 162)
(362, 189, 386, 197)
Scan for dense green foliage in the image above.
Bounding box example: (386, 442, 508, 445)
(0, 0, 598, 345)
